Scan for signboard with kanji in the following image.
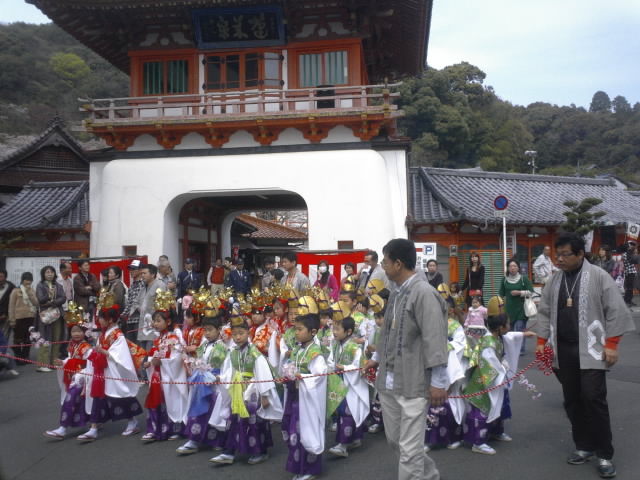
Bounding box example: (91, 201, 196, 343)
(193, 6, 285, 49)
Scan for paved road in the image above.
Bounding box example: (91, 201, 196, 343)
(1, 310, 639, 480)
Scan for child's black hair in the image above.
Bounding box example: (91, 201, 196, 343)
(373, 306, 386, 318)
(340, 290, 358, 302)
(152, 309, 177, 329)
(359, 297, 370, 309)
(318, 308, 333, 318)
(487, 313, 509, 332)
(98, 306, 120, 323)
(295, 313, 320, 333)
(202, 314, 224, 330)
(337, 316, 355, 335)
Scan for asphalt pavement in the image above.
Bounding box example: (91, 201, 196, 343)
(1, 308, 639, 480)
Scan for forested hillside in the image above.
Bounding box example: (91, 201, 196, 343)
(1, 23, 638, 182)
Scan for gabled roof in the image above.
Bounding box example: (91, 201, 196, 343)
(238, 214, 307, 240)
(0, 181, 89, 232)
(409, 167, 640, 226)
(0, 116, 88, 169)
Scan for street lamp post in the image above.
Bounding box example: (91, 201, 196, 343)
(525, 150, 537, 174)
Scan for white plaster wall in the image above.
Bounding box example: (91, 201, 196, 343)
(91, 149, 407, 262)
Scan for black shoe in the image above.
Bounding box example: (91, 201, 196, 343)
(567, 450, 594, 465)
(597, 459, 616, 478)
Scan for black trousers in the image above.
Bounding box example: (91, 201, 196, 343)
(554, 341, 614, 459)
(623, 273, 636, 303)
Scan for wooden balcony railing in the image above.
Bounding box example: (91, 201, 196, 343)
(80, 83, 401, 124)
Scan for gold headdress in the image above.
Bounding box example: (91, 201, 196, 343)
(297, 296, 319, 316)
(64, 301, 85, 327)
(487, 296, 505, 317)
(154, 289, 176, 312)
(191, 286, 210, 315)
(342, 275, 357, 292)
(369, 294, 385, 314)
(229, 305, 249, 328)
(314, 287, 330, 310)
(285, 286, 299, 309)
(330, 300, 351, 322)
(437, 283, 451, 300)
(97, 287, 115, 310)
(366, 278, 385, 295)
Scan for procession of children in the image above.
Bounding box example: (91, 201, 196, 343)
(42, 261, 536, 480)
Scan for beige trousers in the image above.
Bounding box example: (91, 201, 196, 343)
(378, 390, 440, 480)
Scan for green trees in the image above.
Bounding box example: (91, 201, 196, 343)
(561, 198, 606, 236)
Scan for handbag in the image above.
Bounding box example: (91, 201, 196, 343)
(39, 307, 61, 325)
(524, 296, 537, 317)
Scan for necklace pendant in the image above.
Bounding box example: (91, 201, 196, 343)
(566, 297, 573, 307)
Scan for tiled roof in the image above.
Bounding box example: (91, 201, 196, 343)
(0, 181, 89, 232)
(409, 167, 640, 226)
(0, 116, 88, 169)
(238, 214, 307, 240)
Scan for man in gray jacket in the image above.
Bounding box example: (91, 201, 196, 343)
(137, 264, 167, 348)
(367, 238, 448, 480)
(535, 233, 634, 479)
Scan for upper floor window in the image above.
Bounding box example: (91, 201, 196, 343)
(205, 51, 282, 91)
(299, 50, 348, 87)
(143, 59, 189, 95)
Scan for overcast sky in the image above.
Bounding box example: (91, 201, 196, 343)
(3, 0, 639, 108)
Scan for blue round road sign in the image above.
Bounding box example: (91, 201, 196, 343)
(494, 195, 508, 210)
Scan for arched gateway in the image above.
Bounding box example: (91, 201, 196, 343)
(32, 0, 434, 262)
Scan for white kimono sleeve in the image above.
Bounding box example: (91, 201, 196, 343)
(267, 331, 280, 370)
(105, 335, 140, 399)
(146, 347, 188, 423)
(342, 347, 369, 428)
(482, 347, 507, 423)
(298, 355, 327, 454)
(502, 331, 525, 386)
(251, 355, 283, 421)
(209, 355, 231, 430)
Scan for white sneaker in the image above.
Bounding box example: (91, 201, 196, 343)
(447, 441, 462, 450)
(472, 443, 496, 455)
(424, 445, 431, 453)
(6, 369, 19, 377)
(37, 367, 53, 373)
(209, 453, 234, 464)
(329, 443, 348, 457)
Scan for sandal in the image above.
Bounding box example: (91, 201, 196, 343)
(141, 433, 156, 442)
(44, 430, 65, 440)
(77, 432, 97, 442)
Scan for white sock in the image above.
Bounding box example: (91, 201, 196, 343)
(54, 426, 67, 435)
(125, 419, 138, 430)
(88, 427, 98, 436)
(184, 440, 199, 449)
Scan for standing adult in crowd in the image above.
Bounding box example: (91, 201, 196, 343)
(621, 240, 639, 306)
(226, 258, 251, 295)
(260, 257, 276, 291)
(105, 266, 126, 309)
(313, 259, 339, 300)
(137, 264, 166, 349)
(73, 259, 100, 321)
(0, 269, 18, 376)
(8, 272, 37, 367)
(591, 245, 615, 276)
(206, 258, 226, 296)
(533, 246, 558, 284)
(157, 257, 177, 297)
(499, 258, 534, 353)
(279, 252, 310, 291)
(177, 258, 201, 301)
(425, 259, 443, 289)
(357, 250, 388, 291)
(121, 260, 144, 343)
(462, 252, 485, 307)
(36, 266, 66, 371)
(367, 238, 448, 480)
(534, 233, 634, 479)
(57, 261, 74, 312)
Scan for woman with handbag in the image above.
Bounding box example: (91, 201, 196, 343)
(462, 252, 485, 307)
(36, 265, 66, 372)
(8, 272, 39, 366)
(498, 258, 534, 354)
